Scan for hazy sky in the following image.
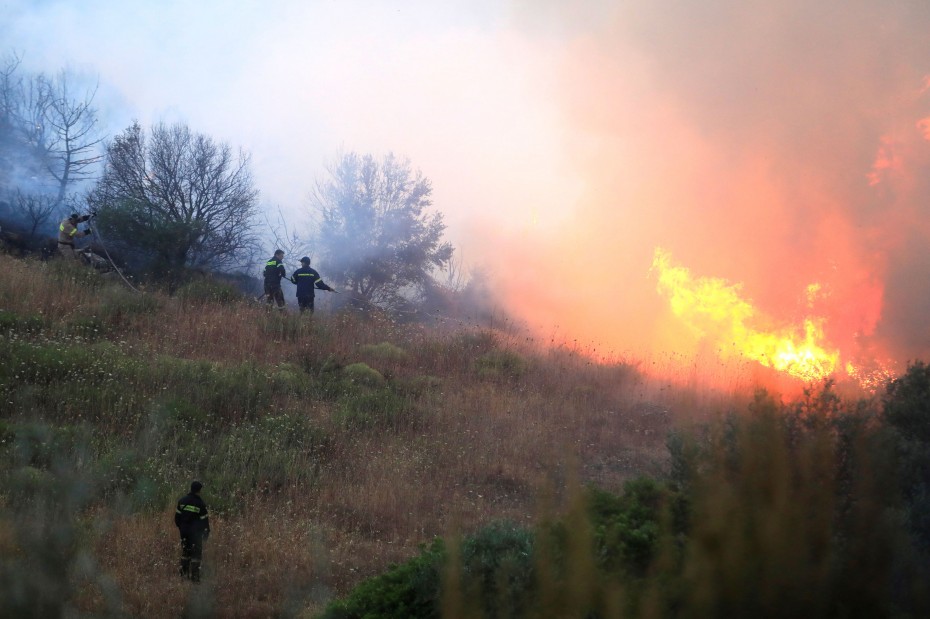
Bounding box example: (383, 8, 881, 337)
(6, 0, 930, 381)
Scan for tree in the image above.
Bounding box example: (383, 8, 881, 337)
(312, 152, 453, 310)
(0, 53, 104, 237)
(35, 71, 104, 207)
(87, 121, 259, 278)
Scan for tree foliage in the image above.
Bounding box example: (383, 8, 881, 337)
(87, 121, 259, 278)
(883, 361, 930, 553)
(312, 152, 453, 310)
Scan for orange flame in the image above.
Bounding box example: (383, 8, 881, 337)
(652, 248, 839, 382)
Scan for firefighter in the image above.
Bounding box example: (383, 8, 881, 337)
(175, 480, 210, 582)
(290, 256, 334, 313)
(263, 249, 288, 309)
(57, 213, 92, 260)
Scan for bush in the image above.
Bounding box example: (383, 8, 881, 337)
(474, 350, 528, 380)
(456, 521, 536, 619)
(358, 341, 409, 364)
(342, 362, 386, 389)
(320, 541, 444, 619)
(319, 523, 536, 619)
(588, 478, 675, 578)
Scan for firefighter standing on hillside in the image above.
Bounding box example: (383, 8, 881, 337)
(263, 249, 288, 309)
(175, 480, 210, 582)
(290, 256, 334, 313)
(57, 213, 92, 259)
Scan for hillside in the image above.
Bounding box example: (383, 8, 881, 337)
(0, 254, 675, 617)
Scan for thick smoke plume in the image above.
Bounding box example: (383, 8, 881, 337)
(485, 0, 930, 378)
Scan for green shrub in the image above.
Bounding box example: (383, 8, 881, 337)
(358, 341, 409, 364)
(587, 478, 674, 578)
(474, 350, 527, 380)
(457, 521, 536, 618)
(319, 523, 536, 619)
(342, 362, 386, 389)
(319, 540, 445, 619)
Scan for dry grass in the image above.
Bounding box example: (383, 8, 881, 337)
(0, 253, 762, 616)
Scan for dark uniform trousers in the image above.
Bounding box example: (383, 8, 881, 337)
(180, 531, 204, 581)
(265, 283, 285, 308)
(297, 295, 315, 313)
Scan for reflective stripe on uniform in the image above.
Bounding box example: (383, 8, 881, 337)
(182, 504, 201, 513)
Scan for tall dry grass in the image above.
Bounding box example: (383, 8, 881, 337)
(0, 253, 768, 616)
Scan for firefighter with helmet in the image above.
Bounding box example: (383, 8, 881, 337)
(57, 213, 92, 260)
(291, 256, 333, 313)
(263, 249, 288, 309)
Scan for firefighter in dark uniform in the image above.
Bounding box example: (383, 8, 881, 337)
(290, 256, 334, 313)
(263, 249, 288, 309)
(175, 480, 210, 582)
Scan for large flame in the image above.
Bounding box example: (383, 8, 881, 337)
(652, 248, 841, 383)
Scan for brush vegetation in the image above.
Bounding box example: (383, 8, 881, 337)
(1, 253, 929, 617)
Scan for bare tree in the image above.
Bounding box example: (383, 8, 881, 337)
(1, 54, 104, 220)
(88, 121, 260, 278)
(264, 205, 312, 261)
(39, 72, 104, 206)
(11, 190, 57, 239)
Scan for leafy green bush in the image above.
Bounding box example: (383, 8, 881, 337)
(319, 523, 536, 619)
(588, 478, 677, 578)
(319, 540, 445, 619)
(456, 521, 536, 619)
(342, 362, 386, 389)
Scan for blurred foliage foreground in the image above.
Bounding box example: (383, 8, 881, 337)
(319, 372, 930, 619)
